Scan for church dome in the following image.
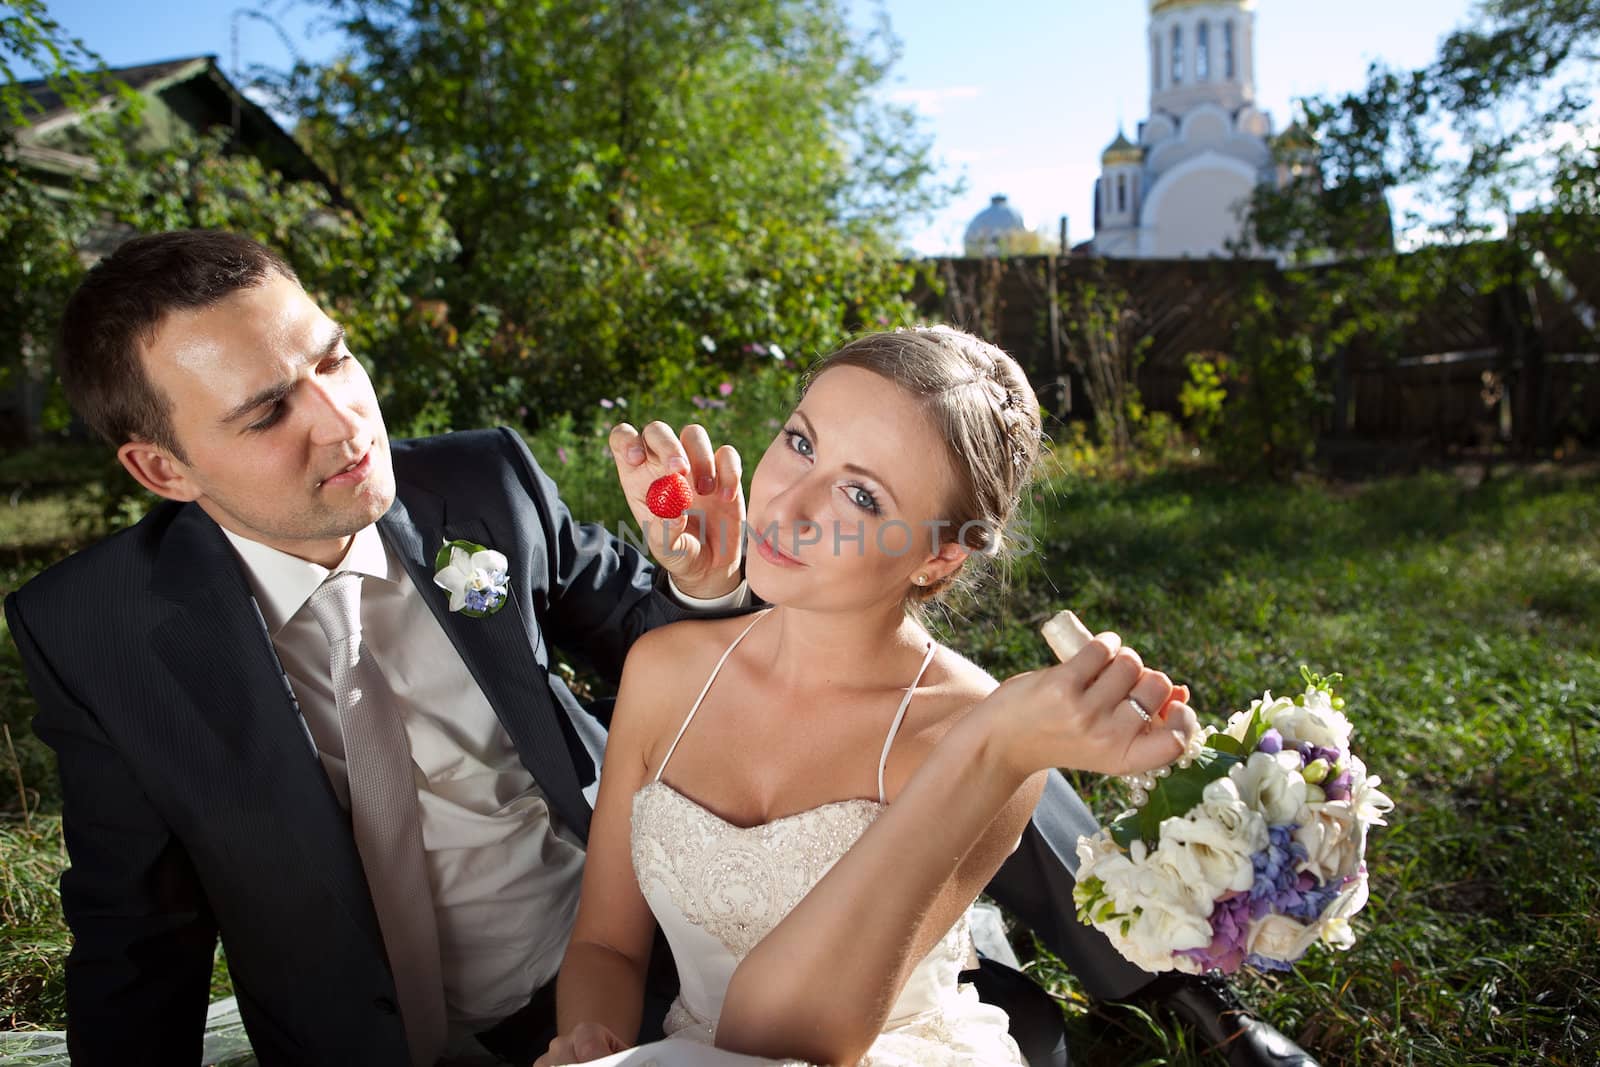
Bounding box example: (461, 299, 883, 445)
(964, 195, 1027, 254)
(1102, 131, 1144, 166)
(1151, 0, 1255, 13)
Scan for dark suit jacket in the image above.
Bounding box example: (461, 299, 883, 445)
(5, 428, 691, 1066)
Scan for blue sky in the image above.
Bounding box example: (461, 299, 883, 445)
(33, 0, 1478, 253)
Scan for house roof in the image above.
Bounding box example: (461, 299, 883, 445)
(10, 55, 337, 195)
(17, 56, 209, 120)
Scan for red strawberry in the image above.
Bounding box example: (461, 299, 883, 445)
(645, 473, 694, 519)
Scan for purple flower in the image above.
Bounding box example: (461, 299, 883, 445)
(1279, 873, 1346, 922)
(1257, 728, 1284, 755)
(1180, 891, 1252, 974)
(1249, 825, 1310, 919)
(556, 446, 570, 465)
(599, 398, 615, 409)
(1244, 952, 1295, 973)
(463, 587, 503, 613)
(691, 395, 709, 409)
(717, 381, 734, 397)
(1323, 770, 1353, 802)
(744, 342, 769, 356)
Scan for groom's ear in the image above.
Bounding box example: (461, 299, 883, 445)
(117, 439, 201, 503)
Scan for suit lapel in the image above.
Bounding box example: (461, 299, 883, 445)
(149, 505, 382, 948)
(381, 485, 592, 839)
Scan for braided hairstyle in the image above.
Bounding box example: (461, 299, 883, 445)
(801, 325, 1042, 605)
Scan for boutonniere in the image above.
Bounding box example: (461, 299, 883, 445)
(432, 539, 510, 617)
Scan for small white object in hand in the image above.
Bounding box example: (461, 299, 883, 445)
(1041, 610, 1095, 662)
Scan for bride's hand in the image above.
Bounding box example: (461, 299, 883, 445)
(532, 1021, 629, 1066)
(609, 420, 745, 600)
(978, 632, 1199, 778)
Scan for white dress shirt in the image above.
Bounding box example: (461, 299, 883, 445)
(221, 523, 747, 1035)
(224, 524, 586, 1030)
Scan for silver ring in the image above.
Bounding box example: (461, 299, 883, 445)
(1127, 697, 1153, 724)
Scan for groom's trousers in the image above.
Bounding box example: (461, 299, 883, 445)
(983, 769, 1153, 1001)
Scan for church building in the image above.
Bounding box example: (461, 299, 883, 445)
(1091, 0, 1301, 258)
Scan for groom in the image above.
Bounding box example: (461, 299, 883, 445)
(7, 229, 1314, 1067)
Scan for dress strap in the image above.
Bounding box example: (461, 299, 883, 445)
(877, 641, 939, 805)
(654, 610, 770, 782)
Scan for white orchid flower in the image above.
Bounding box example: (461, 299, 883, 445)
(432, 542, 510, 615)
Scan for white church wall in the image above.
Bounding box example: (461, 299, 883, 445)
(1138, 153, 1258, 258)
(1223, 134, 1273, 169)
(1091, 1, 1286, 259)
(1179, 104, 1233, 145)
(1141, 114, 1177, 145)
(1235, 105, 1270, 138)
(1095, 228, 1142, 257)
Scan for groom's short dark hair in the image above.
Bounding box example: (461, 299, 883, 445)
(59, 229, 299, 459)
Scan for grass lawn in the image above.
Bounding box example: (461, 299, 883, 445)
(1, 440, 1596, 1066)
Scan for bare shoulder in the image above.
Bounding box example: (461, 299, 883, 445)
(626, 613, 762, 678)
(618, 613, 767, 757)
(892, 644, 999, 749)
(930, 645, 1000, 705)
(884, 644, 1046, 813)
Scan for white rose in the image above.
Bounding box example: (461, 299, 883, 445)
(1123, 894, 1214, 967)
(1228, 750, 1310, 827)
(1199, 777, 1274, 846)
(1269, 688, 1354, 750)
(1114, 842, 1199, 918)
(1293, 802, 1364, 883)
(1082, 839, 1150, 917)
(1157, 784, 1267, 901)
(1074, 830, 1122, 880)
(1075, 831, 1139, 902)
(1244, 913, 1322, 964)
(1132, 836, 1225, 915)
(1224, 692, 1294, 744)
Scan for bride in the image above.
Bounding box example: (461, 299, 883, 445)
(535, 327, 1197, 1066)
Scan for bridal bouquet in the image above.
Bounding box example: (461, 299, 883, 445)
(1044, 613, 1394, 975)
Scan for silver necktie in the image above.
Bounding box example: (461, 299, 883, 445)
(307, 571, 447, 1066)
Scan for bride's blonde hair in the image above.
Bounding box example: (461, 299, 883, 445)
(802, 325, 1042, 604)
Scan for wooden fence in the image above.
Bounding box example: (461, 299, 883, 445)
(911, 242, 1600, 451)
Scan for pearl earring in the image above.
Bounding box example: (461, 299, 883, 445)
(914, 574, 928, 586)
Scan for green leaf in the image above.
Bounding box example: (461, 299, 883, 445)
(434, 538, 489, 572)
(1207, 733, 1247, 758)
(1110, 748, 1242, 849)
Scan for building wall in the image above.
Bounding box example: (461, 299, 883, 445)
(1142, 158, 1257, 257)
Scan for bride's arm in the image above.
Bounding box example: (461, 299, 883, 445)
(540, 631, 676, 1062)
(715, 635, 1196, 1066)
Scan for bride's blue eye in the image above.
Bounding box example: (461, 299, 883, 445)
(846, 486, 882, 515)
(783, 428, 813, 458)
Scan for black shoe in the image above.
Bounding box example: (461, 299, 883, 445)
(1133, 972, 1321, 1067)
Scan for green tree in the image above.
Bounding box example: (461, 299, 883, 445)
(1222, 0, 1600, 469)
(0, 1, 121, 434)
(3, 1, 460, 443)
(276, 0, 948, 429)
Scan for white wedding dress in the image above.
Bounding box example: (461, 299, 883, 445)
(578, 612, 1024, 1067)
